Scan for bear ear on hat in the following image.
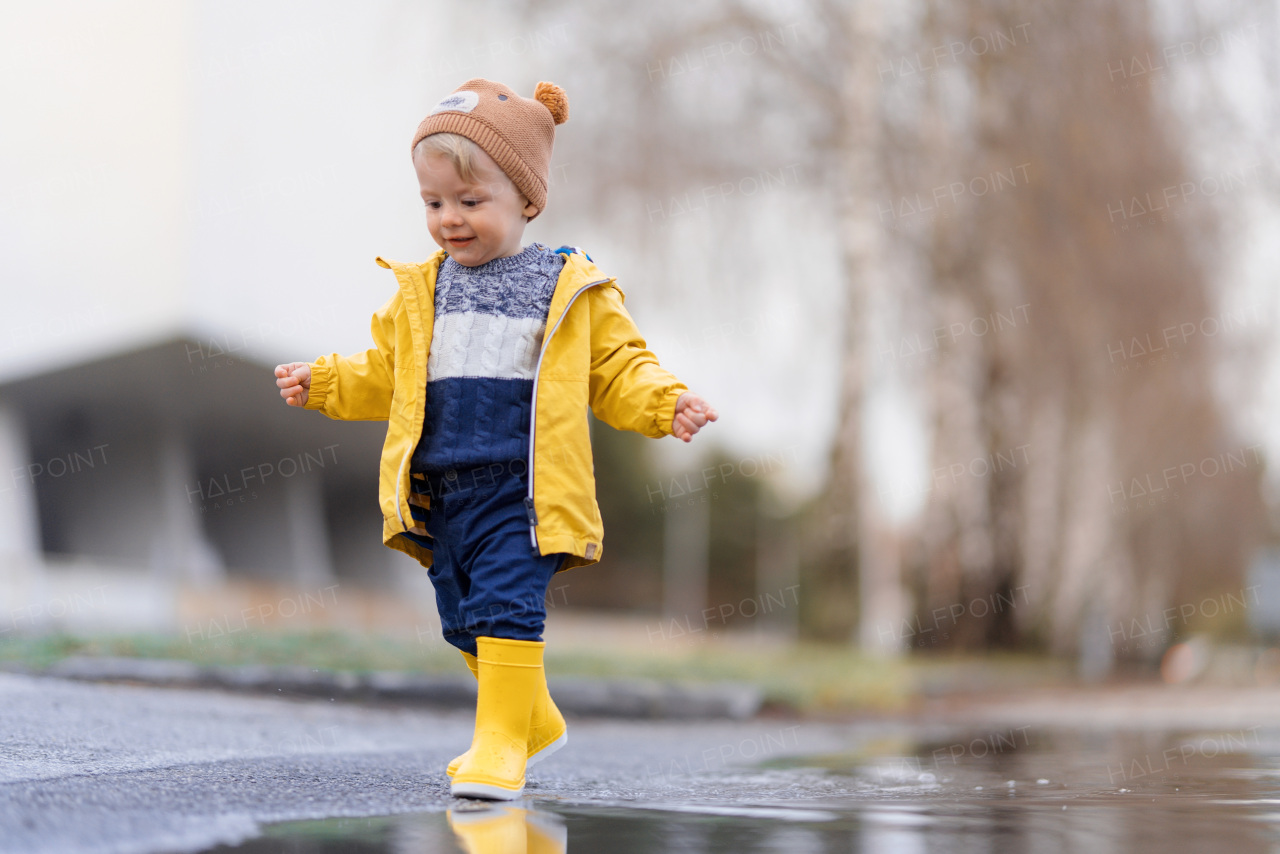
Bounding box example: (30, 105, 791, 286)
(534, 81, 568, 125)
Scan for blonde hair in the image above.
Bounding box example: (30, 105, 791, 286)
(413, 132, 480, 183)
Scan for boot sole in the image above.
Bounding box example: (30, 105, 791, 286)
(450, 779, 525, 800)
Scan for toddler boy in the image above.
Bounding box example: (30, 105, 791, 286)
(273, 78, 716, 800)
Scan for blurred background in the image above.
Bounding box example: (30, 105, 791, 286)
(1, 0, 1278, 705)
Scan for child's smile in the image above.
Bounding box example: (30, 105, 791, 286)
(414, 145, 539, 267)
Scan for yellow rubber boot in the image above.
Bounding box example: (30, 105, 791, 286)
(525, 667, 568, 768)
(447, 651, 482, 779)
(451, 637, 542, 800)
(447, 649, 568, 779)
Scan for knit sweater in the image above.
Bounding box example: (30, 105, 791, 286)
(410, 242, 567, 474)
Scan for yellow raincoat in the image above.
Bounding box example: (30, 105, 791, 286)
(304, 248, 688, 572)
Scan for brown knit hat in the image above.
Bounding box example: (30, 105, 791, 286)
(410, 78, 568, 220)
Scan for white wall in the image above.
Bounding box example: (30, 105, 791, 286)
(0, 2, 192, 379)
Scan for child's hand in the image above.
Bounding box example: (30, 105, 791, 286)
(274, 362, 312, 407)
(672, 392, 718, 443)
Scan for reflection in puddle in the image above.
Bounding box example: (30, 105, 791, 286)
(202, 727, 1280, 853)
(199, 808, 568, 854)
(447, 805, 565, 853)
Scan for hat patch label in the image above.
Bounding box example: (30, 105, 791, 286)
(429, 90, 479, 115)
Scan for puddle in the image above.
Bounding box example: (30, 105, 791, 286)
(200, 727, 1280, 852)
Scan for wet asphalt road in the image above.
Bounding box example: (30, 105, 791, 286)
(0, 671, 861, 854)
(8, 672, 1280, 853)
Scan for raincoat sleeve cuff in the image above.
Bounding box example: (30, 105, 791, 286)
(304, 358, 333, 410)
(654, 384, 689, 437)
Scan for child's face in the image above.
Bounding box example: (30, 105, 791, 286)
(413, 144, 539, 267)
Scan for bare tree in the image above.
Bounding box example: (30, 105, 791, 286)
(891, 0, 1269, 654)
(503, 0, 1273, 654)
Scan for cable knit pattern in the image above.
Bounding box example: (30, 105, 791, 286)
(412, 243, 565, 474)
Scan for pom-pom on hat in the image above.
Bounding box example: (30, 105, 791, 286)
(411, 78, 568, 220)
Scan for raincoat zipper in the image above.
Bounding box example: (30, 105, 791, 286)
(526, 277, 613, 549)
(393, 447, 411, 530)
